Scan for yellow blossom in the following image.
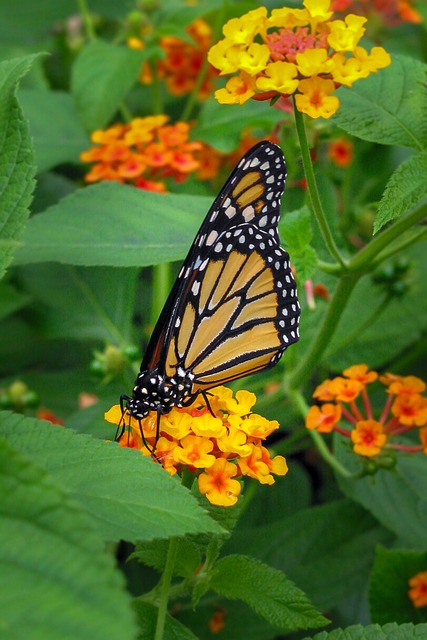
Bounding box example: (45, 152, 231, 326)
(238, 444, 275, 485)
(304, 0, 333, 22)
(256, 61, 299, 94)
(295, 76, 340, 119)
(215, 73, 256, 105)
(207, 40, 244, 75)
(268, 7, 309, 29)
(353, 46, 392, 73)
(226, 42, 270, 76)
(331, 53, 369, 86)
(220, 388, 257, 416)
(160, 409, 193, 440)
(222, 8, 267, 45)
(190, 412, 227, 438)
(198, 458, 241, 507)
(327, 14, 367, 52)
(296, 48, 335, 76)
(173, 434, 216, 468)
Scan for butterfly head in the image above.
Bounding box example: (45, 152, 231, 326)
(126, 367, 194, 419)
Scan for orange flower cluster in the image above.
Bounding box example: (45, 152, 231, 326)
(327, 137, 353, 167)
(331, 0, 422, 26)
(207, 1, 391, 118)
(408, 571, 427, 608)
(129, 18, 218, 99)
(80, 115, 201, 192)
(306, 365, 427, 458)
(105, 386, 288, 507)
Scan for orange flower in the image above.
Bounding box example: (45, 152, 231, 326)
(208, 609, 226, 634)
(81, 115, 201, 192)
(37, 408, 64, 425)
(351, 419, 387, 456)
(198, 458, 242, 507)
(313, 379, 334, 401)
(408, 571, 427, 608)
(391, 394, 427, 427)
(328, 138, 353, 167)
(343, 364, 378, 385)
(306, 403, 342, 433)
(328, 377, 364, 402)
(387, 375, 426, 396)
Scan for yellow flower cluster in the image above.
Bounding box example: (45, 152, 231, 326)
(105, 386, 288, 507)
(207, 1, 391, 118)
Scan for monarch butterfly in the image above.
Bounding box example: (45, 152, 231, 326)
(120, 141, 300, 450)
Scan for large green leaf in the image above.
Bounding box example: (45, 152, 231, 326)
(0, 436, 137, 640)
(13, 182, 211, 267)
(332, 55, 427, 149)
(335, 436, 427, 549)
(374, 152, 427, 233)
(0, 412, 223, 542)
(224, 499, 392, 611)
(134, 602, 199, 640)
(210, 555, 327, 632)
(0, 55, 36, 280)
(19, 89, 89, 173)
(71, 40, 149, 132)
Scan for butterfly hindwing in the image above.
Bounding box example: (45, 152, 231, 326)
(162, 222, 299, 394)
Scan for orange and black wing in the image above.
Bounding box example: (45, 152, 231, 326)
(141, 141, 296, 378)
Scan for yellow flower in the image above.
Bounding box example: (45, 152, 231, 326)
(331, 53, 369, 86)
(296, 48, 334, 76)
(198, 458, 242, 507)
(222, 8, 268, 45)
(173, 434, 216, 468)
(217, 429, 253, 457)
(353, 46, 392, 73)
(220, 388, 257, 416)
(304, 0, 333, 22)
(160, 409, 193, 440)
(190, 412, 226, 438)
(207, 39, 244, 75)
(238, 444, 275, 485)
(239, 413, 279, 439)
(215, 73, 256, 105)
(256, 61, 299, 94)
(226, 42, 270, 76)
(268, 7, 309, 29)
(351, 420, 387, 457)
(327, 14, 367, 52)
(295, 76, 340, 119)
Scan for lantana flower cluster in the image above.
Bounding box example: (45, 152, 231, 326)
(306, 365, 427, 458)
(207, 0, 391, 118)
(80, 115, 201, 192)
(105, 386, 288, 507)
(129, 18, 218, 99)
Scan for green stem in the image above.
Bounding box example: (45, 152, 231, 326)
(154, 537, 179, 640)
(348, 200, 427, 272)
(180, 55, 210, 122)
(293, 100, 346, 268)
(291, 390, 355, 478)
(289, 272, 359, 389)
(150, 62, 163, 115)
(77, 0, 96, 40)
(151, 263, 171, 329)
(371, 227, 427, 268)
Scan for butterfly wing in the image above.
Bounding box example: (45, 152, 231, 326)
(141, 141, 291, 373)
(161, 222, 299, 394)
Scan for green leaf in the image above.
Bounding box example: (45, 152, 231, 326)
(335, 436, 427, 549)
(374, 152, 427, 234)
(280, 207, 318, 282)
(210, 555, 328, 632)
(306, 622, 427, 640)
(17, 264, 138, 341)
(332, 55, 427, 149)
(0, 436, 137, 640)
(14, 182, 211, 267)
(224, 499, 392, 612)
(0, 412, 223, 542)
(0, 55, 36, 280)
(131, 538, 201, 578)
(71, 40, 148, 132)
(134, 602, 199, 640)
(192, 98, 282, 152)
(324, 243, 427, 370)
(19, 89, 89, 173)
(0, 281, 31, 320)
(369, 548, 427, 625)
